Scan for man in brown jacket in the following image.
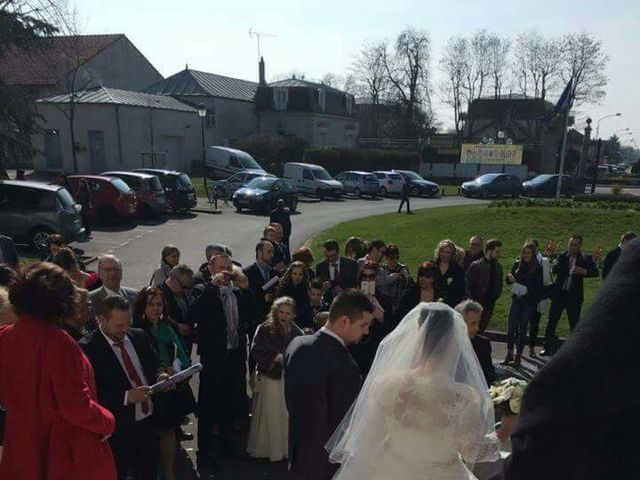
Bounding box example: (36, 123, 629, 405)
(465, 239, 503, 332)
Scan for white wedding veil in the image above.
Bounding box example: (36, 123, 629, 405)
(326, 302, 497, 472)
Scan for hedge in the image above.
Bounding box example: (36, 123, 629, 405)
(302, 148, 419, 175)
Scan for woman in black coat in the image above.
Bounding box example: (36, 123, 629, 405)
(433, 239, 466, 308)
(396, 261, 442, 323)
(275, 261, 310, 307)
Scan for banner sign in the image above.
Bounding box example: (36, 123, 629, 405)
(460, 144, 523, 165)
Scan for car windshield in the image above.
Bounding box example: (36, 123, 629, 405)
(364, 174, 378, 183)
(149, 176, 163, 192)
(390, 174, 403, 180)
(312, 168, 332, 180)
(530, 174, 553, 184)
(177, 173, 193, 190)
(246, 177, 277, 190)
(111, 178, 132, 193)
(56, 188, 76, 209)
(476, 174, 500, 184)
(238, 152, 263, 170)
(401, 171, 422, 181)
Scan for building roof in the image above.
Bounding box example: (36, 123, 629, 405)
(0, 34, 125, 86)
(37, 87, 197, 112)
(269, 78, 345, 95)
(144, 68, 258, 102)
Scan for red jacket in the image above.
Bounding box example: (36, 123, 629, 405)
(0, 315, 116, 480)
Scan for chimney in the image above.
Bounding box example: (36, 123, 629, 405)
(259, 56, 266, 85)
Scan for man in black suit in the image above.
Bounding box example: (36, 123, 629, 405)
(80, 295, 168, 480)
(244, 239, 276, 330)
(269, 199, 292, 246)
(492, 239, 640, 480)
(456, 300, 496, 386)
(188, 253, 254, 472)
(602, 231, 636, 279)
(159, 264, 194, 352)
(0, 235, 19, 271)
(285, 289, 375, 480)
(463, 235, 484, 271)
(541, 234, 599, 356)
(315, 239, 359, 303)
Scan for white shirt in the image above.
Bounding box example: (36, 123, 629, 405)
(100, 328, 153, 421)
(319, 326, 345, 348)
(329, 261, 340, 281)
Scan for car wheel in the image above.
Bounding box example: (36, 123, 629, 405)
(379, 186, 388, 197)
(290, 196, 298, 212)
(30, 227, 53, 251)
(353, 188, 362, 198)
(481, 188, 490, 199)
(234, 201, 242, 213)
(410, 186, 420, 197)
(316, 189, 325, 200)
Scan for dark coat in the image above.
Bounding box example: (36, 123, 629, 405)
(493, 239, 640, 480)
(269, 208, 292, 240)
(506, 260, 544, 305)
(297, 301, 330, 331)
(285, 331, 362, 480)
(463, 251, 484, 271)
(79, 328, 162, 431)
(435, 261, 466, 308)
(159, 281, 192, 328)
(466, 257, 504, 305)
(315, 257, 359, 289)
(244, 261, 276, 326)
(0, 235, 19, 271)
(250, 322, 304, 379)
(276, 281, 309, 307)
(601, 245, 621, 279)
(395, 283, 441, 324)
(471, 334, 496, 386)
(551, 251, 599, 303)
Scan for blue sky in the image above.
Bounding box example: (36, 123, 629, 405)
(76, 0, 639, 143)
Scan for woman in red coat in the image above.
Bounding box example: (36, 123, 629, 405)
(0, 262, 117, 480)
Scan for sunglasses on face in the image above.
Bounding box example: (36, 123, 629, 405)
(361, 273, 376, 280)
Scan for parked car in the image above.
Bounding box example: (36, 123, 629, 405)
(101, 171, 167, 216)
(133, 168, 197, 211)
(396, 170, 440, 197)
(0, 180, 84, 249)
(205, 146, 266, 179)
(373, 171, 405, 197)
(283, 162, 344, 199)
(232, 177, 298, 213)
(68, 175, 138, 223)
(461, 173, 522, 198)
(522, 174, 576, 197)
(335, 171, 380, 198)
(212, 170, 276, 200)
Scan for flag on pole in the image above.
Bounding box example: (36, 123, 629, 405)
(539, 78, 574, 122)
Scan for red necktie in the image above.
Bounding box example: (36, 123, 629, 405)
(115, 342, 149, 414)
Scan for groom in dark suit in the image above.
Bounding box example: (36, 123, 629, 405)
(285, 289, 375, 480)
(315, 239, 359, 303)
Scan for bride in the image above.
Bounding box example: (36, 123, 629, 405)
(326, 303, 513, 480)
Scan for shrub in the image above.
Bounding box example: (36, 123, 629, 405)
(611, 185, 623, 196)
(233, 134, 309, 176)
(489, 197, 640, 212)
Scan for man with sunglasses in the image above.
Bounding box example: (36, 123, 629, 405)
(160, 264, 195, 354)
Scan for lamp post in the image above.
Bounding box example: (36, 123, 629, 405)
(197, 104, 210, 203)
(595, 112, 621, 142)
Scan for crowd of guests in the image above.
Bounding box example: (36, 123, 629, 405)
(0, 219, 635, 480)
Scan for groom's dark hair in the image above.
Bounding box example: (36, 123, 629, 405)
(329, 289, 374, 323)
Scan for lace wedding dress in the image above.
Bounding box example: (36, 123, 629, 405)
(327, 303, 500, 480)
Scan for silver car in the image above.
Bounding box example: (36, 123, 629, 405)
(0, 180, 84, 249)
(373, 171, 405, 197)
(335, 171, 380, 198)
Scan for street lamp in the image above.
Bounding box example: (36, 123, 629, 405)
(197, 104, 210, 203)
(595, 112, 622, 141)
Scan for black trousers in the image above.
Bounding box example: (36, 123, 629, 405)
(197, 348, 248, 458)
(398, 196, 411, 213)
(544, 294, 582, 347)
(529, 310, 542, 347)
(110, 417, 159, 480)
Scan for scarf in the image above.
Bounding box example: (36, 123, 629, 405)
(150, 322, 190, 368)
(220, 284, 240, 350)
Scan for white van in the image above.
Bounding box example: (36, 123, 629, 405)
(205, 146, 266, 179)
(283, 162, 344, 199)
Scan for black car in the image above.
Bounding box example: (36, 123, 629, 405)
(232, 177, 298, 213)
(522, 174, 576, 197)
(461, 173, 522, 198)
(396, 170, 440, 197)
(132, 168, 197, 212)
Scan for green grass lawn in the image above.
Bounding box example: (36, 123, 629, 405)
(309, 204, 639, 337)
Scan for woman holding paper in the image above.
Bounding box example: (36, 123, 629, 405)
(248, 296, 303, 461)
(132, 286, 195, 480)
(503, 242, 544, 366)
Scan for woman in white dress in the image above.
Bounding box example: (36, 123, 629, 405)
(327, 303, 515, 480)
(248, 296, 304, 461)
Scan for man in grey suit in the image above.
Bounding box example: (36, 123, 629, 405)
(89, 255, 139, 317)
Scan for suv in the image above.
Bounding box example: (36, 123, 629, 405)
(373, 171, 405, 197)
(335, 171, 380, 198)
(68, 175, 138, 223)
(0, 181, 84, 249)
(101, 171, 167, 216)
(133, 168, 197, 212)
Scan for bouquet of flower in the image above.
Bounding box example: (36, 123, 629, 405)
(489, 378, 527, 415)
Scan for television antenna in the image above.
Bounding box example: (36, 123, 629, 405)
(248, 27, 276, 60)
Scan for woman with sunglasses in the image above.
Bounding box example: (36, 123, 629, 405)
(348, 262, 393, 377)
(395, 262, 442, 323)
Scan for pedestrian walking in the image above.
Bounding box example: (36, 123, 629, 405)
(398, 180, 411, 214)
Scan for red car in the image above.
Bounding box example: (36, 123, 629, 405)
(68, 175, 138, 223)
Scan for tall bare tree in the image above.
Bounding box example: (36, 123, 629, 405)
(382, 27, 433, 137)
(351, 41, 389, 137)
(487, 34, 511, 98)
(514, 31, 562, 100)
(439, 36, 470, 138)
(561, 31, 609, 106)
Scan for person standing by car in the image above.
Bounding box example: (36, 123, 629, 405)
(398, 180, 411, 214)
(269, 199, 292, 247)
(74, 177, 93, 238)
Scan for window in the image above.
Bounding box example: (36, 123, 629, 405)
(345, 95, 353, 115)
(206, 110, 216, 128)
(317, 88, 326, 112)
(273, 88, 288, 110)
(45, 129, 62, 169)
(230, 155, 241, 168)
(303, 169, 314, 181)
